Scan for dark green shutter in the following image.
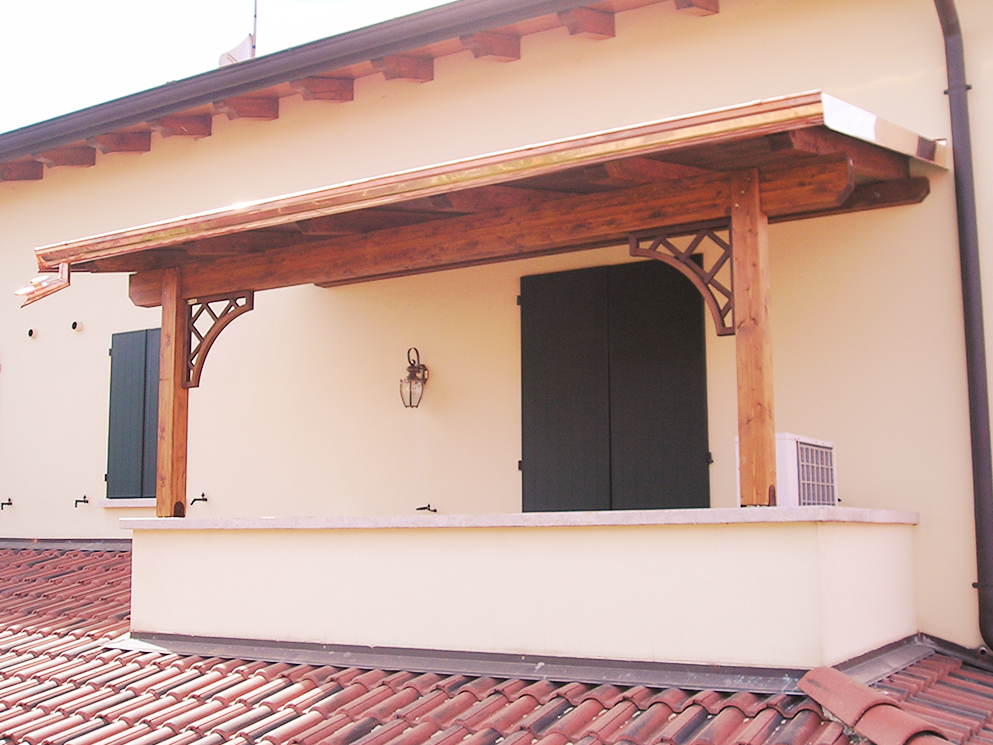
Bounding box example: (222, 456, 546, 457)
(521, 261, 709, 512)
(107, 329, 159, 499)
(521, 267, 611, 512)
(607, 262, 710, 509)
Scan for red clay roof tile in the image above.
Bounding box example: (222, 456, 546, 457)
(2, 548, 993, 745)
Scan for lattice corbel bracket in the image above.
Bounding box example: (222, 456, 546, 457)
(185, 291, 254, 388)
(629, 225, 734, 336)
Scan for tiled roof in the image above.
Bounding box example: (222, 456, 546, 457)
(0, 546, 986, 745)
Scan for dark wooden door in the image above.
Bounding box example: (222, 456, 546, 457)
(521, 261, 709, 512)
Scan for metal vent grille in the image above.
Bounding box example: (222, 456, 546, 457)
(796, 442, 836, 506)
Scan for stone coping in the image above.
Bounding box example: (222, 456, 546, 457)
(122, 506, 918, 531)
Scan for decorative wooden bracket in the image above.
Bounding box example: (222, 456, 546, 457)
(186, 292, 254, 388)
(629, 225, 734, 336)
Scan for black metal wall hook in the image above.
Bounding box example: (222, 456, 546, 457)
(416, 504, 437, 513)
(191, 493, 208, 505)
(74, 495, 89, 508)
(0, 499, 11, 510)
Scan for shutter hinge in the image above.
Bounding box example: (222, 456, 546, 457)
(518, 460, 523, 471)
(516, 295, 521, 306)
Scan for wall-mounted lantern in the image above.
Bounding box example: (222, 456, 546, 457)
(400, 348, 429, 408)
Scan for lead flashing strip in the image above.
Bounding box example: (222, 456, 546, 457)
(113, 632, 809, 694)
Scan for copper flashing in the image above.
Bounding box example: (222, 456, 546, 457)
(14, 262, 70, 306)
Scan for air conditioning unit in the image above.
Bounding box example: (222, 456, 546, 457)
(736, 433, 837, 507)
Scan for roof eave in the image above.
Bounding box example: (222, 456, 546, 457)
(0, 0, 592, 163)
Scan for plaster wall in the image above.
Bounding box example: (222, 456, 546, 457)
(128, 512, 918, 669)
(0, 0, 990, 651)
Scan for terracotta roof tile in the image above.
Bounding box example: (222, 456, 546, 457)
(395, 689, 450, 723)
(0, 547, 990, 745)
(288, 711, 352, 745)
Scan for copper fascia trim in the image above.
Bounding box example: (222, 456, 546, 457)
(15, 263, 70, 306)
(32, 91, 943, 273)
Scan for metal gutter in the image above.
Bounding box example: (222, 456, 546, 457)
(932, 0, 993, 652)
(0, 0, 591, 163)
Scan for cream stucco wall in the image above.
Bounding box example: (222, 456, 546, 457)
(127, 510, 918, 669)
(1, 0, 991, 653)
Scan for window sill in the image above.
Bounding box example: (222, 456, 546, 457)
(100, 498, 156, 509)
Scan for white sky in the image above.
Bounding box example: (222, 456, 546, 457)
(0, 0, 452, 135)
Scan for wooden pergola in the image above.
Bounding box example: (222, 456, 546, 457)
(22, 92, 944, 517)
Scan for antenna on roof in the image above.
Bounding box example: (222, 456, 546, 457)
(219, 0, 258, 67)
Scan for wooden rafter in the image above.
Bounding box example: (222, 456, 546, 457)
(128, 158, 855, 306)
(372, 55, 434, 82)
(0, 161, 43, 182)
(214, 97, 280, 121)
(674, 0, 719, 15)
(784, 128, 910, 182)
(604, 157, 711, 182)
(289, 77, 354, 102)
(460, 32, 521, 61)
(297, 209, 442, 236)
(87, 132, 152, 154)
(180, 232, 312, 256)
(32, 147, 96, 168)
(780, 177, 929, 224)
(557, 7, 615, 39)
(152, 115, 212, 138)
(388, 185, 564, 214)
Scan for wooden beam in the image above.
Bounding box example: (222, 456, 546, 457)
(87, 132, 152, 153)
(129, 159, 854, 306)
(460, 32, 521, 61)
(289, 77, 354, 102)
(0, 160, 44, 181)
(181, 232, 312, 256)
(152, 115, 212, 138)
(732, 169, 776, 507)
(297, 209, 442, 236)
(598, 157, 713, 185)
(674, 0, 719, 15)
(156, 267, 190, 518)
(390, 185, 564, 213)
(775, 177, 930, 224)
(758, 155, 854, 213)
(214, 96, 280, 121)
(785, 128, 910, 182)
(557, 7, 615, 39)
(32, 147, 96, 168)
(372, 55, 434, 82)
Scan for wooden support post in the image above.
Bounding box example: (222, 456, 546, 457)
(156, 267, 190, 517)
(731, 169, 777, 506)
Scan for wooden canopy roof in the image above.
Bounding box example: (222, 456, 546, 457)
(22, 92, 943, 309)
(14, 90, 945, 517)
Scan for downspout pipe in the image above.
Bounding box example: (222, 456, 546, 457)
(933, 0, 993, 650)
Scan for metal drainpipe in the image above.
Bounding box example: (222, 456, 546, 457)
(932, 0, 993, 651)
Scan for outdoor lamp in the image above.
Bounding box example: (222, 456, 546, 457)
(400, 348, 429, 408)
